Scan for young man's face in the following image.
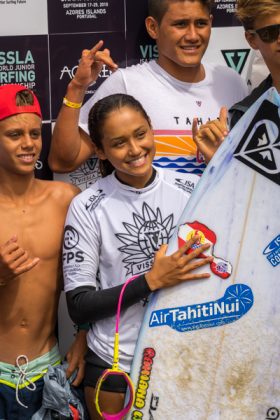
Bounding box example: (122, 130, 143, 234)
(0, 113, 42, 176)
(246, 12, 280, 75)
(146, 0, 212, 82)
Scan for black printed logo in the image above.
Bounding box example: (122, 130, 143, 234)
(266, 407, 280, 419)
(222, 49, 250, 74)
(234, 99, 280, 185)
(64, 225, 80, 250)
(116, 203, 175, 275)
(149, 393, 159, 419)
(175, 178, 195, 194)
(69, 157, 101, 188)
(85, 189, 106, 212)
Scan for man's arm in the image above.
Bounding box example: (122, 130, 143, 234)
(49, 79, 95, 173)
(48, 41, 118, 173)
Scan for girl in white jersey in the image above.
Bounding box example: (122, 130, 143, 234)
(63, 94, 213, 419)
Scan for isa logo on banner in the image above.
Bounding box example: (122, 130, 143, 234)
(263, 234, 280, 267)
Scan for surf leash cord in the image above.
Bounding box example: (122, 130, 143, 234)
(95, 275, 139, 420)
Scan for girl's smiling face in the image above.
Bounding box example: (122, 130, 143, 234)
(96, 106, 156, 189)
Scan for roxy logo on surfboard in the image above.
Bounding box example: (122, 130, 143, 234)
(178, 221, 232, 279)
(234, 99, 280, 186)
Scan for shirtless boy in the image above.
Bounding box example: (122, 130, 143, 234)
(0, 84, 85, 419)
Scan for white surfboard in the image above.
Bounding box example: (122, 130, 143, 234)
(129, 87, 280, 420)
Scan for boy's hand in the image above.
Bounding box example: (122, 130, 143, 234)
(0, 236, 40, 285)
(71, 40, 118, 90)
(192, 106, 228, 163)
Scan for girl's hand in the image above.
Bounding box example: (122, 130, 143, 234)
(145, 235, 213, 291)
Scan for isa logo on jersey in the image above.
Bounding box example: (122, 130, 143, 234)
(263, 234, 280, 267)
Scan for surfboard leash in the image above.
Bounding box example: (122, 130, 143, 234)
(95, 275, 138, 419)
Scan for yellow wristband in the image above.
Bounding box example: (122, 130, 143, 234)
(63, 97, 82, 109)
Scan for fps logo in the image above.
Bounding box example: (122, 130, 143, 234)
(63, 225, 84, 264)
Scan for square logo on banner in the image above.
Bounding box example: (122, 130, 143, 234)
(0, 35, 50, 120)
(47, 0, 125, 34)
(0, 0, 48, 36)
(49, 32, 126, 120)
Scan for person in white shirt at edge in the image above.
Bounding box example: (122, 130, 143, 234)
(48, 0, 248, 180)
(192, 0, 280, 164)
(63, 93, 214, 419)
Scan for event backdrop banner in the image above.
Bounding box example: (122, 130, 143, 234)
(0, 0, 252, 184)
(49, 31, 126, 118)
(48, 1, 125, 33)
(0, 0, 265, 356)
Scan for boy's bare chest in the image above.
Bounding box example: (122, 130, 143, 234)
(0, 203, 66, 259)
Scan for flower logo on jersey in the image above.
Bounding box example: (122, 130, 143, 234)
(116, 203, 175, 275)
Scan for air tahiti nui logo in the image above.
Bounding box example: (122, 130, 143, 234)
(116, 203, 175, 276)
(149, 284, 254, 332)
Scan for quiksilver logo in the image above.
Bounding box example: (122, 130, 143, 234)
(263, 234, 280, 267)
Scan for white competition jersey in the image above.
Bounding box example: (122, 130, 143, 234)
(80, 60, 248, 176)
(63, 168, 199, 371)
